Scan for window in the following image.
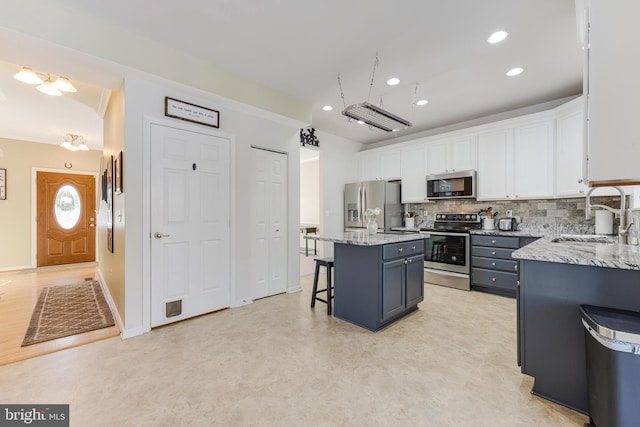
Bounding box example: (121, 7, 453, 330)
(54, 185, 81, 229)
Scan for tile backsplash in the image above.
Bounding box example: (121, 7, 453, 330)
(407, 196, 623, 236)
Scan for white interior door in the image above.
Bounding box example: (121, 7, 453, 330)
(150, 123, 230, 327)
(251, 147, 288, 299)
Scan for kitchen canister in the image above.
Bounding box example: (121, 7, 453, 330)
(595, 210, 614, 235)
(483, 218, 495, 230)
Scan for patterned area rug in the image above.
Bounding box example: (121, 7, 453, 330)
(22, 280, 115, 346)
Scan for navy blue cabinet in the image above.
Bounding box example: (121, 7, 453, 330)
(471, 234, 539, 297)
(334, 240, 425, 331)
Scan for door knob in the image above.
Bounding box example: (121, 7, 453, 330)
(154, 232, 170, 239)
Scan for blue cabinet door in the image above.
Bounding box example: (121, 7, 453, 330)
(406, 254, 424, 307)
(381, 258, 405, 321)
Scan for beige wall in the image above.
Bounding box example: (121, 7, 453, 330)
(0, 137, 102, 270)
(99, 87, 125, 321)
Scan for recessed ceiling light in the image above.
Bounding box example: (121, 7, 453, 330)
(322, 105, 333, 111)
(488, 30, 509, 44)
(357, 120, 365, 125)
(416, 99, 429, 106)
(506, 67, 524, 77)
(386, 77, 400, 86)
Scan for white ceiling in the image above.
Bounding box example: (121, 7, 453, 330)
(0, 0, 582, 148)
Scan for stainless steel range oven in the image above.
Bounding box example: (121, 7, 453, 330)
(421, 212, 481, 291)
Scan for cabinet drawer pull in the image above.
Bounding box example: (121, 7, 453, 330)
(491, 262, 496, 266)
(411, 246, 416, 250)
(397, 247, 403, 252)
(492, 277, 496, 282)
(492, 251, 496, 255)
(491, 240, 497, 244)
(407, 258, 412, 263)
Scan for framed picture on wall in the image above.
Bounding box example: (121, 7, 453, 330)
(106, 155, 114, 253)
(114, 151, 123, 194)
(0, 168, 5, 200)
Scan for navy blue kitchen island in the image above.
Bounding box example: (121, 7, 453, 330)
(306, 232, 428, 331)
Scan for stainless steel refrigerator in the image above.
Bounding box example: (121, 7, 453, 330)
(344, 181, 403, 231)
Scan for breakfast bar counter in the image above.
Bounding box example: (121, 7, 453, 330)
(305, 232, 428, 331)
(512, 237, 640, 414)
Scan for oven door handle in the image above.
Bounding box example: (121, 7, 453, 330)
(427, 231, 469, 237)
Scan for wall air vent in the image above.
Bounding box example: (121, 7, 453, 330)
(342, 102, 412, 132)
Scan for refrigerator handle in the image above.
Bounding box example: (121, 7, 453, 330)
(358, 186, 362, 221)
(362, 186, 367, 216)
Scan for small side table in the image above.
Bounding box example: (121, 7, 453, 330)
(300, 226, 318, 256)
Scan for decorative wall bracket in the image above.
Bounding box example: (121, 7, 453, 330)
(300, 128, 320, 148)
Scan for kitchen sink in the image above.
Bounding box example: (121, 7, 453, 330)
(550, 234, 612, 243)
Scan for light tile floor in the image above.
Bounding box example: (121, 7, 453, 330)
(0, 275, 588, 426)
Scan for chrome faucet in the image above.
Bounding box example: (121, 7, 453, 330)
(585, 186, 628, 242)
(619, 218, 635, 244)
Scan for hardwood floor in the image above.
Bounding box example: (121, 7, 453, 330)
(0, 264, 120, 366)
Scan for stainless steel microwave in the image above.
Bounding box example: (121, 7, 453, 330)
(426, 170, 477, 199)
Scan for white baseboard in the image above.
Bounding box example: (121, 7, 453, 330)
(231, 298, 253, 308)
(97, 270, 124, 338)
(0, 265, 32, 273)
(287, 285, 302, 293)
(121, 326, 145, 339)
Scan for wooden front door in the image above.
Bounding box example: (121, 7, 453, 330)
(37, 172, 96, 267)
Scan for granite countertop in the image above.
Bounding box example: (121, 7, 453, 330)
(304, 231, 428, 246)
(512, 237, 640, 270)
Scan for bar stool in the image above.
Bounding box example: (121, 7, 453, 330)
(311, 257, 334, 315)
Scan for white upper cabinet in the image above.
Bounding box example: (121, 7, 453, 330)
(477, 118, 555, 201)
(585, 0, 640, 185)
(451, 135, 477, 172)
(556, 100, 587, 197)
(426, 136, 477, 175)
(356, 98, 596, 201)
(379, 150, 401, 180)
(359, 152, 379, 181)
(477, 129, 512, 200)
(513, 121, 555, 199)
(400, 144, 428, 203)
(358, 149, 401, 181)
(426, 139, 450, 175)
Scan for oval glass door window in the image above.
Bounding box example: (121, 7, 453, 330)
(54, 185, 81, 229)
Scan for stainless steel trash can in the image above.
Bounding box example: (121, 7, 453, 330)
(581, 305, 640, 427)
